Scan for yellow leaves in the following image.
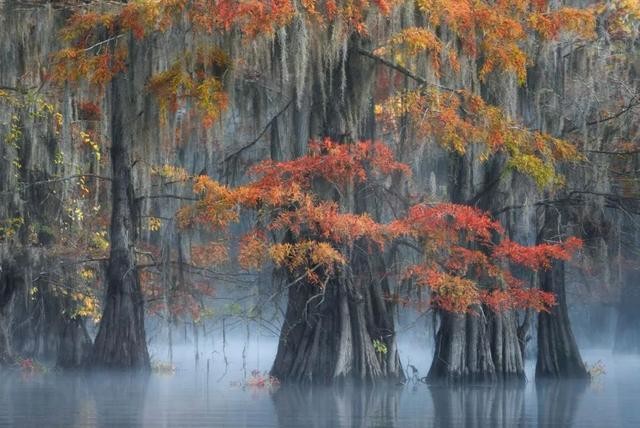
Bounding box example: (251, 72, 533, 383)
(147, 217, 162, 231)
(378, 27, 442, 60)
(268, 240, 345, 283)
(72, 292, 101, 321)
(6, 115, 22, 149)
(147, 62, 192, 123)
(180, 175, 239, 229)
(67, 205, 85, 222)
(79, 131, 101, 161)
(195, 77, 228, 127)
(147, 61, 228, 127)
(54, 112, 64, 135)
(309, 242, 346, 267)
(90, 231, 110, 253)
(151, 164, 190, 182)
(507, 153, 558, 188)
(79, 267, 96, 280)
(377, 87, 578, 188)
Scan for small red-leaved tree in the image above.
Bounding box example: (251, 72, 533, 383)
(182, 138, 579, 383)
(389, 203, 581, 382)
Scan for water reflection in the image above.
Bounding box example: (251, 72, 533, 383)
(0, 353, 637, 427)
(86, 372, 149, 427)
(429, 383, 526, 428)
(272, 384, 400, 428)
(536, 380, 587, 428)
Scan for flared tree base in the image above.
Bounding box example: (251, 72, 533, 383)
(271, 266, 404, 384)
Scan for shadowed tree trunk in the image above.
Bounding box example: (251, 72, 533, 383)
(271, 258, 404, 384)
(57, 317, 92, 369)
(536, 209, 588, 380)
(0, 263, 18, 364)
(427, 310, 496, 383)
(488, 309, 525, 381)
(89, 43, 150, 369)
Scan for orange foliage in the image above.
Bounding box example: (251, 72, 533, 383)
(238, 230, 270, 270)
(191, 241, 229, 267)
(413, 0, 595, 82)
(181, 139, 579, 312)
(184, 139, 406, 283)
(376, 88, 580, 187)
(391, 203, 579, 313)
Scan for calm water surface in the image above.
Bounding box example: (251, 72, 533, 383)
(0, 349, 638, 427)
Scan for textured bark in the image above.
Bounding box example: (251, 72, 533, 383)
(57, 318, 92, 369)
(427, 310, 496, 383)
(536, 207, 588, 379)
(271, 261, 404, 384)
(488, 310, 525, 381)
(428, 152, 525, 384)
(536, 259, 589, 379)
(89, 50, 150, 369)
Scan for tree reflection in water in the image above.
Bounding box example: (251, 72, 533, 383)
(272, 383, 401, 428)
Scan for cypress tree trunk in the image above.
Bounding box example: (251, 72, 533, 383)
(0, 264, 17, 364)
(489, 309, 525, 381)
(427, 310, 496, 383)
(271, 260, 404, 384)
(89, 51, 150, 369)
(270, 37, 403, 384)
(57, 317, 92, 369)
(536, 259, 588, 379)
(428, 154, 525, 383)
(536, 209, 588, 380)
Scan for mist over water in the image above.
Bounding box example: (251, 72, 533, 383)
(1, 330, 638, 427)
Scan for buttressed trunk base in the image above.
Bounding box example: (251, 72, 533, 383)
(271, 265, 404, 384)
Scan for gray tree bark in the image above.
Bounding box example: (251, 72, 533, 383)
(89, 44, 150, 369)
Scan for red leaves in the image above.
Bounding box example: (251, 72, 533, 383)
(184, 139, 577, 315)
(77, 101, 102, 121)
(494, 236, 582, 270)
(389, 203, 503, 243)
(392, 202, 578, 314)
(249, 138, 409, 193)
